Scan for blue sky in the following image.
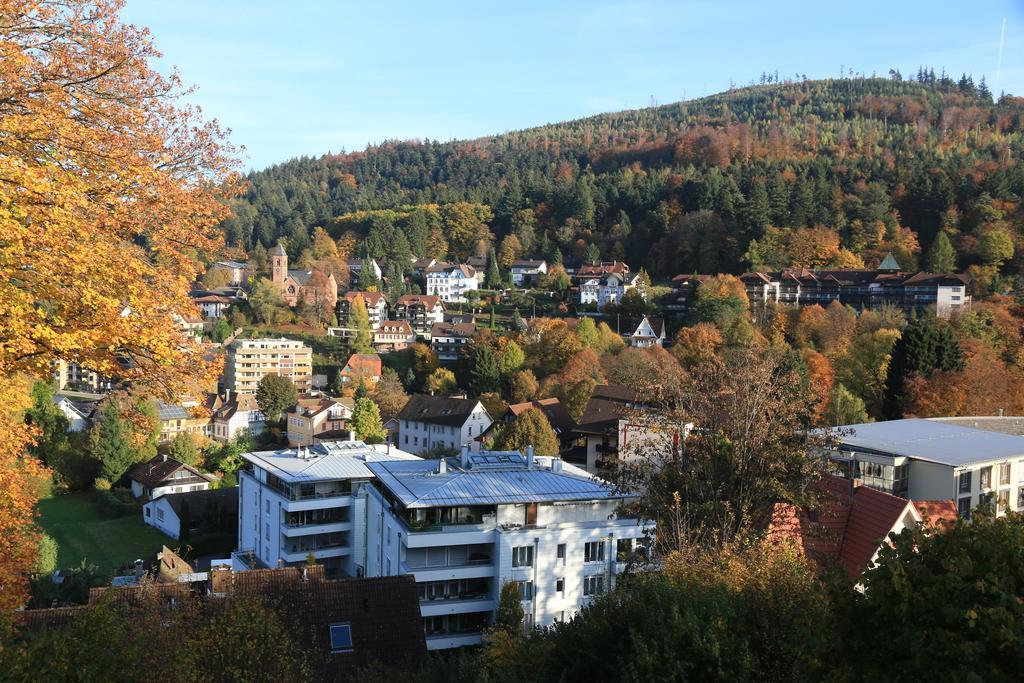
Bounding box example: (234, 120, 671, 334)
(121, 0, 1024, 170)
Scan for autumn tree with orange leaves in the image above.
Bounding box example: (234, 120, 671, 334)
(0, 0, 237, 608)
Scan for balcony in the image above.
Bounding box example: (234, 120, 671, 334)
(281, 534, 349, 563)
(281, 520, 353, 537)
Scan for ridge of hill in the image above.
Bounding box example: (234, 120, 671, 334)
(219, 75, 1024, 284)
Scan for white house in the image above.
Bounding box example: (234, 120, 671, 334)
(426, 264, 479, 303)
(510, 260, 548, 286)
(394, 295, 446, 336)
(234, 441, 652, 650)
(212, 260, 251, 286)
(53, 395, 91, 432)
(211, 393, 266, 443)
(128, 455, 215, 499)
(827, 418, 1024, 518)
(143, 487, 238, 540)
(625, 316, 666, 348)
(579, 272, 643, 307)
(396, 394, 492, 455)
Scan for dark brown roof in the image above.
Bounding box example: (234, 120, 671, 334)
(397, 394, 485, 427)
(507, 398, 576, 434)
(153, 487, 238, 520)
(573, 385, 642, 435)
(430, 322, 476, 338)
(128, 456, 213, 489)
(396, 294, 442, 308)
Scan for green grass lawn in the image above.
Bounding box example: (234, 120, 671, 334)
(36, 492, 169, 573)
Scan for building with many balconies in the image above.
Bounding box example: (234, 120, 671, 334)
(224, 337, 313, 395)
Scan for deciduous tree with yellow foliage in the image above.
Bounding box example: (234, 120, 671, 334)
(0, 0, 237, 607)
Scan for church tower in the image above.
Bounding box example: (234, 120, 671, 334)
(270, 242, 288, 287)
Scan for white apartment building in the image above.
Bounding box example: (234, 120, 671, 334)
(426, 264, 479, 303)
(236, 439, 419, 578)
(395, 395, 492, 455)
(828, 418, 1024, 518)
(364, 447, 651, 649)
(235, 441, 652, 651)
(224, 337, 313, 395)
(211, 393, 266, 443)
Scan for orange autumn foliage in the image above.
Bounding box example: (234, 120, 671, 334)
(0, 0, 237, 607)
(903, 341, 1024, 418)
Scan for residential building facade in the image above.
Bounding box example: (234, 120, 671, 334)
(827, 418, 1024, 518)
(210, 393, 266, 443)
(394, 295, 446, 336)
(235, 442, 652, 650)
(285, 397, 354, 447)
(129, 455, 214, 499)
(337, 291, 389, 329)
(625, 315, 665, 348)
(426, 264, 479, 303)
(510, 259, 548, 285)
(396, 395, 492, 455)
(738, 254, 971, 318)
(430, 322, 476, 362)
(374, 320, 416, 352)
(224, 337, 313, 395)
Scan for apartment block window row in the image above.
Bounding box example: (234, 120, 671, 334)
(512, 545, 534, 568)
(584, 541, 604, 563)
(583, 575, 604, 596)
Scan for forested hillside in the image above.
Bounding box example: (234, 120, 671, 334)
(220, 72, 1024, 289)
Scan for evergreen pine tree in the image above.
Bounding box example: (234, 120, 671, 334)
(89, 403, 134, 484)
(470, 344, 501, 396)
(486, 247, 502, 289)
(924, 231, 956, 273)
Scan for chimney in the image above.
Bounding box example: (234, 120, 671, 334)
(349, 430, 356, 442)
(438, 458, 447, 475)
(460, 443, 471, 469)
(526, 445, 534, 469)
(551, 457, 562, 473)
(161, 452, 167, 463)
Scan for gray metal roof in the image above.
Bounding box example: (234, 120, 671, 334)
(366, 456, 625, 509)
(831, 419, 1024, 467)
(243, 441, 419, 483)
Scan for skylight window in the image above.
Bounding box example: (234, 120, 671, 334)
(329, 623, 353, 652)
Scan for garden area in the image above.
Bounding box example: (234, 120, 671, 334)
(36, 492, 167, 573)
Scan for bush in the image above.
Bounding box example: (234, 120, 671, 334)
(34, 533, 58, 575)
(93, 477, 111, 491)
(93, 487, 139, 518)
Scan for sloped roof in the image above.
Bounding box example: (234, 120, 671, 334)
(270, 243, 287, 256)
(128, 456, 214, 489)
(914, 500, 958, 528)
(396, 394, 485, 427)
(507, 398, 576, 434)
(343, 291, 388, 306)
(511, 259, 546, 268)
(366, 455, 623, 508)
(878, 252, 902, 271)
(631, 315, 664, 338)
(577, 262, 629, 277)
(377, 320, 414, 335)
(396, 294, 442, 308)
(768, 475, 923, 580)
(212, 393, 262, 421)
(430, 322, 476, 338)
(342, 353, 382, 377)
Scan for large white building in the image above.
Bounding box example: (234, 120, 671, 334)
(426, 264, 479, 303)
(828, 418, 1024, 518)
(395, 395, 492, 455)
(235, 440, 651, 650)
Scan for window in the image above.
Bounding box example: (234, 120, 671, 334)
(998, 489, 1010, 514)
(583, 576, 604, 596)
(980, 466, 993, 490)
(1000, 463, 1011, 486)
(512, 545, 534, 568)
(156, 507, 164, 521)
(556, 578, 564, 595)
(265, 523, 270, 542)
(516, 580, 533, 601)
(957, 497, 971, 518)
(329, 623, 353, 653)
(584, 541, 604, 563)
(556, 543, 566, 561)
(265, 499, 270, 514)
(958, 470, 972, 494)
(145, 507, 151, 518)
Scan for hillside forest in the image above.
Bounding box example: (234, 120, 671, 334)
(219, 72, 1023, 296)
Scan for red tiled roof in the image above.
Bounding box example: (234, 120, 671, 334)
(396, 294, 441, 308)
(768, 475, 923, 580)
(839, 485, 914, 580)
(915, 500, 958, 529)
(342, 353, 382, 377)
